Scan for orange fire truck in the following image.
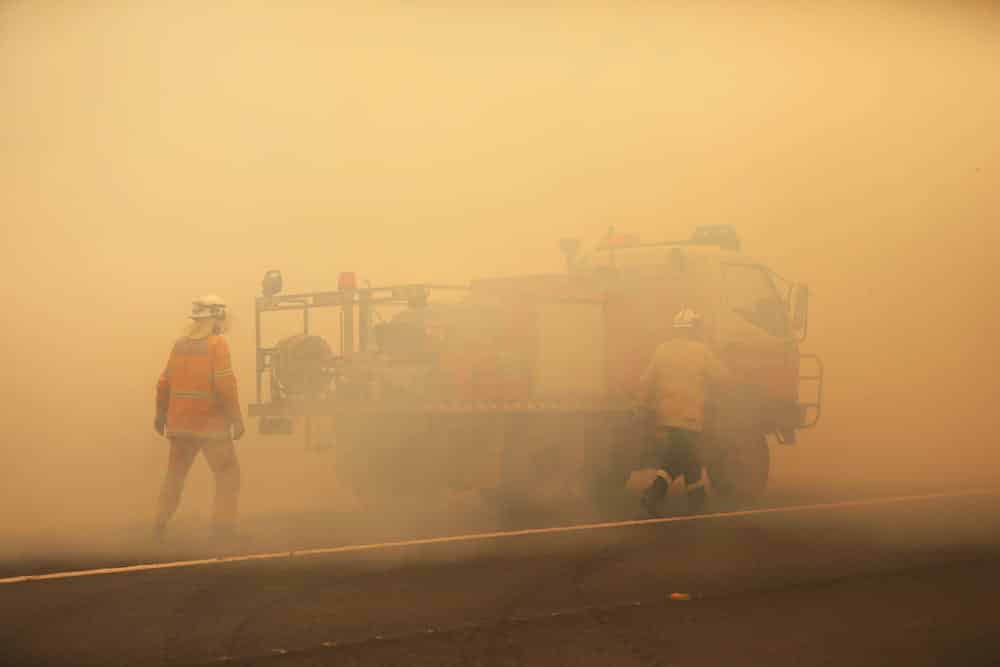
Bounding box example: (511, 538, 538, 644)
(248, 225, 822, 511)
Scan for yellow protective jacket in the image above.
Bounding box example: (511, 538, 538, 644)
(155, 335, 243, 440)
(638, 338, 732, 433)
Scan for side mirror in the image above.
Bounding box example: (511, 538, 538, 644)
(262, 270, 283, 298)
(791, 284, 809, 341)
(559, 238, 581, 273)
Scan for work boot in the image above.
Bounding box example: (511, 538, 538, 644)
(687, 486, 708, 515)
(641, 476, 669, 518)
(152, 520, 167, 543)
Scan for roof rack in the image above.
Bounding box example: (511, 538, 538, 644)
(690, 224, 741, 251)
(599, 225, 741, 252)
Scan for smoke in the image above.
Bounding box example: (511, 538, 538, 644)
(2, 1, 999, 562)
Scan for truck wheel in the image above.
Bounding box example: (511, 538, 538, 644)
(707, 434, 769, 500)
(581, 415, 636, 518)
(585, 468, 633, 518)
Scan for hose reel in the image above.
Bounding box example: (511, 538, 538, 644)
(272, 334, 334, 397)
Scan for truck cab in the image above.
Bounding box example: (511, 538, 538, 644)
(572, 225, 820, 441)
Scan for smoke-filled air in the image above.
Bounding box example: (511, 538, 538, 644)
(2, 1, 998, 564)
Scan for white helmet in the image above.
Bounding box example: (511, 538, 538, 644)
(190, 294, 227, 320)
(672, 307, 703, 329)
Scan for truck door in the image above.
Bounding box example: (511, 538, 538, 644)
(716, 263, 797, 403)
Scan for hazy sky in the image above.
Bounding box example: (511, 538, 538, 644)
(2, 1, 998, 541)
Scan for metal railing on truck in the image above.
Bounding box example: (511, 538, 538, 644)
(798, 353, 824, 428)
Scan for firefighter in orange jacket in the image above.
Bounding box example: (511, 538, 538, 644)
(638, 307, 732, 516)
(153, 295, 244, 539)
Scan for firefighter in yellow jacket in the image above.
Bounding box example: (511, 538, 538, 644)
(638, 307, 732, 516)
(153, 295, 244, 539)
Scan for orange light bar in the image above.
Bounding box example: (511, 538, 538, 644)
(338, 272, 357, 290)
(601, 233, 640, 249)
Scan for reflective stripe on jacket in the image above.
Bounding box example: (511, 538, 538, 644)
(156, 335, 242, 440)
(638, 339, 732, 433)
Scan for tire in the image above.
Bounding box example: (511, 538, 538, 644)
(707, 433, 769, 501)
(582, 414, 645, 518)
(585, 467, 633, 518)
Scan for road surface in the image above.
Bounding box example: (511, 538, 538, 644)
(2, 489, 998, 666)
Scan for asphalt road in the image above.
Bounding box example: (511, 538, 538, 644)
(2, 490, 999, 667)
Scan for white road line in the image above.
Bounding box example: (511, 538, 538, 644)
(2, 488, 997, 586)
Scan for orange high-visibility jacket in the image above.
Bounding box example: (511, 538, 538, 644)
(156, 335, 243, 440)
(638, 339, 732, 433)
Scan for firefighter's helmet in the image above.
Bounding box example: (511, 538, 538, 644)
(190, 294, 227, 320)
(672, 307, 703, 329)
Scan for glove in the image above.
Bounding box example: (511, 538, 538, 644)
(154, 414, 166, 436)
(231, 421, 246, 441)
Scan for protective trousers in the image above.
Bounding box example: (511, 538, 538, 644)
(155, 438, 241, 536)
(642, 427, 706, 515)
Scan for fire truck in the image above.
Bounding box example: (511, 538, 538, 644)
(248, 225, 822, 511)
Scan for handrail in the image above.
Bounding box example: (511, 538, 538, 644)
(798, 353, 824, 429)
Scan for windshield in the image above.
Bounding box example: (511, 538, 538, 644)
(722, 263, 789, 338)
